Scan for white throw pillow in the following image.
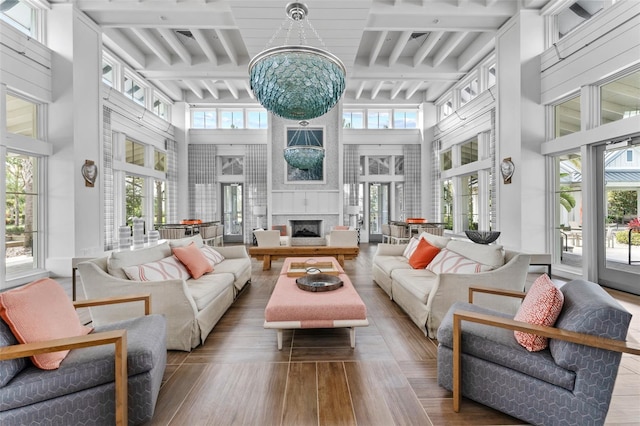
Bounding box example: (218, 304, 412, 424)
(418, 232, 450, 249)
(107, 242, 172, 279)
(403, 237, 420, 259)
(201, 245, 225, 266)
(123, 255, 191, 281)
(446, 240, 504, 268)
(427, 248, 495, 274)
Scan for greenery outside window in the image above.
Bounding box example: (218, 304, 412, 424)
(441, 150, 452, 171)
(220, 110, 243, 129)
(555, 95, 581, 137)
(393, 110, 417, 129)
(441, 178, 453, 230)
(461, 139, 478, 165)
(600, 70, 640, 125)
(367, 110, 390, 129)
(125, 174, 144, 222)
(126, 139, 145, 166)
(247, 110, 268, 129)
(6, 94, 38, 138)
(153, 179, 166, 225)
(343, 110, 364, 128)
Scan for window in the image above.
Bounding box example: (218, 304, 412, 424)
(369, 156, 391, 175)
(601, 70, 640, 125)
(393, 110, 417, 129)
(441, 150, 452, 171)
(343, 110, 364, 129)
(123, 74, 145, 106)
(555, 95, 581, 137)
(5, 152, 40, 276)
(125, 175, 144, 223)
(558, 1, 604, 39)
(102, 59, 114, 87)
(126, 140, 145, 166)
(441, 179, 453, 230)
(367, 110, 390, 129)
(1, 1, 34, 37)
(6, 94, 38, 138)
(192, 110, 217, 129)
(153, 97, 169, 120)
(154, 149, 166, 172)
(220, 110, 243, 129)
(461, 139, 478, 165)
(487, 64, 496, 88)
(461, 174, 479, 230)
(440, 98, 453, 120)
(394, 156, 404, 175)
(247, 110, 268, 129)
(627, 149, 633, 162)
(153, 179, 166, 225)
(460, 78, 478, 105)
(221, 157, 243, 175)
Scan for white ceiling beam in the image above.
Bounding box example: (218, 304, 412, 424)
(433, 31, 468, 67)
(202, 80, 219, 99)
(389, 31, 412, 67)
(102, 29, 147, 70)
(390, 81, 406, 100)
(131, 28, 172, 66)
(243, 80, 255, 99)
(191, 29, 218, 66)
(405, 81, 423, 100)
(224, 80, 239, 99)
(216, 29, 239, 66)
(150, 79, 183, 101)
(369, 31, 387, 67)
(183, 80, 204, 99)
(157, 29, 192, 66)
(412, 30, 443, 67)
(355, 81, 366, 100)
(457, 31, 494, 71)
(371, 81, 384, 99)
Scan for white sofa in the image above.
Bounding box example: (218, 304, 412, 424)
(77, 235, 251, 351)
(372, 232, 531, 338)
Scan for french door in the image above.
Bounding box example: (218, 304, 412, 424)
(368, 183, 389, 242)
(222, 183, 243, 243)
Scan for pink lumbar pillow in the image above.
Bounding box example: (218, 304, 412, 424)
(0, 278, 93, 370)
(173, 242, 214, 279)
(513, 274, 564, 351)
(123, 255, 191, 281)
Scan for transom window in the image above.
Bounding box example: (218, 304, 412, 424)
(153, 97, 169, 120)
(343, 111, 364, 129)
(247, 110, 268, 129)
(461, 139, 478, 165)
(393, 110, 418, 129)
(460, 78, 478, 106)
(154, 149, 166, 172)
(220, 110, 244, 129)
(102, 59, 114, 87)
(601, 70, 640, 125)
(123, 74, 145, 106)
(1, 1, 35, 37)
(368, 110, 391, 129)
(221, 157, 244, 175)
(126, 140, 145, 166)
(6, 93, 38, 139)
(192, 111, 217, 129)
(441, 150, 452, 171)
(555, 95, 581, 137)
(557, 1, 604, 39)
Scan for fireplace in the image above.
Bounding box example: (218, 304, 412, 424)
(290, 220, 323, 238)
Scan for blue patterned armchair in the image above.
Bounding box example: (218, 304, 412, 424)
(437, 279, 640, 426)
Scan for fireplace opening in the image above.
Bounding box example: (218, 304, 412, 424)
(290, 220, 322, 238)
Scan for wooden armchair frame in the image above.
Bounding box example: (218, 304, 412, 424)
(452, 286, 640, 412)
(0, 293, 151, 426)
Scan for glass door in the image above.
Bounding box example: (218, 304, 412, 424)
(369, 183, 389, 242)
(597, 141, 640, 294)
(554, 153, 583, 270)
(222, 183, 243, 243)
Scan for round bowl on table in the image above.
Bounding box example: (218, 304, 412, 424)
(465, 230, 501, 244)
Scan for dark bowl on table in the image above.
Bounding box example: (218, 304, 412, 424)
(465, 230, 501, 244)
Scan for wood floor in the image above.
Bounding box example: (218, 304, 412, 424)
(141, 243, 640, 426)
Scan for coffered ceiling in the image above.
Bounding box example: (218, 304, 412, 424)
(53, 0, 554, 105)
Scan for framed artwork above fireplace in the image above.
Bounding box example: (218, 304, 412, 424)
(285, 127, 326, 183)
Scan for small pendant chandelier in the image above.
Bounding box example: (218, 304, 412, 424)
(248, 2, 346, 121)
(284, 122, 324, 170)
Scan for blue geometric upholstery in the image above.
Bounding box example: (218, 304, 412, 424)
(0, 320, 26, 387)
(437, 279, 632, 426)
(0, 314, 167, 425)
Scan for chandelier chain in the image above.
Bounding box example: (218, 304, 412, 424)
(266, 18, 291, 49)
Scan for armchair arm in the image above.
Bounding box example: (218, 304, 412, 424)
(74, 293, 151, 315)
(214, 245, 249, 259)
(0, 330, 129, 426)
(374, 243, 407, 256)
(468, 286, 526, 303)
(451, 310, 640, 412)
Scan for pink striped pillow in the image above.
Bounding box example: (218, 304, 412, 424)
(123, 256, 191, 281)
(514, 274, 564, 351)
(426, 248, 494, 274)
(201, 246, 225, 266)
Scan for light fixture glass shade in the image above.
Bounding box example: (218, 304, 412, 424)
(248, 3, 346, 121)
(283, 146, 324, 170)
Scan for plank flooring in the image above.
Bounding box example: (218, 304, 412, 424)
(70, 243, 640, 425)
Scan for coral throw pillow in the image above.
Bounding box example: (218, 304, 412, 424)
(334, 226, 350, 230)
(408, 238, 441, 269)
(173, 242, 214, 279)
(201, 245, 225, 266)
(427, 249, 494, 274)
(0, 278, 93, 370)
(272, 225, 287, 236)
(123, 256, 191, 281)
(403, 237, 420, 259)
(513, 274, 564, 351)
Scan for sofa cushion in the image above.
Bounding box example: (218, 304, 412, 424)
(438, 302, 576, 391)
(201, 245, 225, 266)
(375, 255, 413, 277)
(107, 242, 172, 279)
(408, 238, 441, 269)
(513, 274, 564, 351)
(0, 315, 166, 411)
(122, 255, 191, 281)
(446, 240, 504, 268)
(169, 234, 204, 248)
(173, 242, 214, 279)
(419, 232, 450, 249)
(392, 269, 437, 304)
(403, 237, 420, 258)
(0, 319, 26, 387)
(427, 249, 494, 274)
(0, 278, 93, 370)
(187, 274, 235, 311)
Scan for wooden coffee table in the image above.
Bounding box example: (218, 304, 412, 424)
(264, 257, 368, 350)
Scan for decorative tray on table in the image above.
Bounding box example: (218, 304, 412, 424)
(286, 261, 340, 277)
(295, 274, 343, 292)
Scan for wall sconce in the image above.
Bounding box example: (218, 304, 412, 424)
(500, 157, 515, 184)
(252, 205, 267, 229)
(81, 160, 98, 187)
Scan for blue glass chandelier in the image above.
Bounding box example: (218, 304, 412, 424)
(248, 2, 346, 121)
